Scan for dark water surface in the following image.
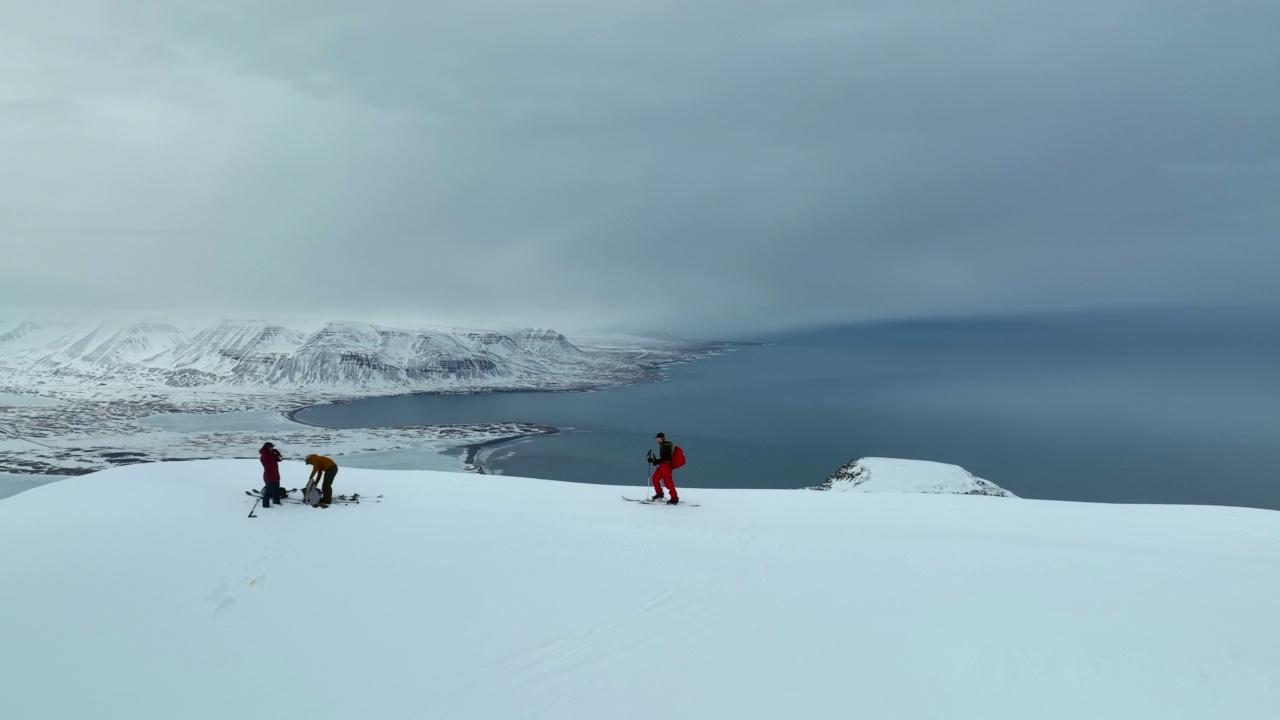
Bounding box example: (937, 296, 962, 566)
(295, 308, 1280, 509)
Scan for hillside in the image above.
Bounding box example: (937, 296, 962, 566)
(0, 321, 725, 476)
(1, 460, 1277, 719)
(0, 320, 718, 395)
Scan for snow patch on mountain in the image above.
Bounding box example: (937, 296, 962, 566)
(812, 457, 1017, 497)
(0, 320, 88, 352)
(0, 392, 65, 407)
(0, 320, 718, 396)
(0, 320, 726, 476)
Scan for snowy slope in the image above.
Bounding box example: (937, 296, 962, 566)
(0, 322, 727, 477)
(2, 461, 1278, 719)
(0, 320, 717, 395)
(509, 328, 589, 360)
(814, 456, 1017, 496)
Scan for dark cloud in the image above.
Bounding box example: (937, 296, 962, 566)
(2, 1, 1277, 334)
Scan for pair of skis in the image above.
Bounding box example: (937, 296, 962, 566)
(294, 481, 383, 505)
(621, 496, 699, 507)
(245, 489, 382, 505)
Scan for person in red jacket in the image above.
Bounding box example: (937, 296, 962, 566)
(648, 432, 679, 505)
(259, 442, 284, 507)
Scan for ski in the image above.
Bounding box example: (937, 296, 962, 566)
(622, 496, 699, 507)
(247, 489, 379, 502)
(245, 489, 377, 503)
(244, 490, 358, 507)
(245, 491, 307, 505)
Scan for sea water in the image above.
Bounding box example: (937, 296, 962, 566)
(295, 308, 1280, 508)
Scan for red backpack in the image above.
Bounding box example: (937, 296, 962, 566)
(671, 446, 686, 469)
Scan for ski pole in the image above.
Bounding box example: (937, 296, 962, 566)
(248, 498, 259, 518)
(644, 451, 652, 497)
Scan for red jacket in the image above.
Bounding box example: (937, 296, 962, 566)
(260, 447, 282, 482)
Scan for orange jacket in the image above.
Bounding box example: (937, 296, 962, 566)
(305, 454, 337, 476)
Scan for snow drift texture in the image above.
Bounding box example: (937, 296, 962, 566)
(2, 458, 1278, 719)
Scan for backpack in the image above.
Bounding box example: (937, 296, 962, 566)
(671, 445, 686, 470)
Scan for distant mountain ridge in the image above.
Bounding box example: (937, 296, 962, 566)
(0, 320, 703, 393)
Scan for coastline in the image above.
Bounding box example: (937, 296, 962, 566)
(0, 338, 732, 480)
(271, 345, 741, 483)
(285, 391, 580, 476)
(276, 357, 714, 474)
(457, 428, 561, 474)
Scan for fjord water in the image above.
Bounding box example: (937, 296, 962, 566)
(295, 308, 1280, 509)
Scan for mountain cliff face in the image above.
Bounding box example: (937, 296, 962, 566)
(811, 457, 1016, 497)
(508, 329, 588, 360)
(0, 320, 669, 393)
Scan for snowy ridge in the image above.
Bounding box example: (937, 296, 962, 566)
(1, 460, 1277, 719)
(0, 321, 725, 477)
(0, 320, 93, 353)
(0, 320, 709, 394)
(509, 328, 589, 360)
(812, 457, 1017, 497)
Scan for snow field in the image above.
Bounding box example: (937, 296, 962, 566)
(1, 460, 1279, 719)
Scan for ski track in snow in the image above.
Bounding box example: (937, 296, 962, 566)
(491, 588, 717, 693)
(4, 459, 1279, 719)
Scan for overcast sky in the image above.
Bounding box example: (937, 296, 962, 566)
(1, 1, 1277, 336)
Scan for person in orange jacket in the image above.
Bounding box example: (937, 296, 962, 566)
(304, 454, 339, 508)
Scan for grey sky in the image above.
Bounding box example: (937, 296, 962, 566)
(2, 1, 1277, 335)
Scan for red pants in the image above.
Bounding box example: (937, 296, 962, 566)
(651, 463, 677, 498)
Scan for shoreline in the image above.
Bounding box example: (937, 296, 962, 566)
(0, 340, 732, 479)
(278, 373, 680, 473)
(273, 354, 718, 482)
(286, 398, 563, 475)
(283, 390, 577, 475)
(458, 428, 561, 474)
(277, 340, 738, 428)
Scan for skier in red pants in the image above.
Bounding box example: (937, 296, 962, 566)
(648, 432, 679, 505)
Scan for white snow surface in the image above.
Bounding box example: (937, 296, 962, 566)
(816, 456, 1018, 496)
(0, 319, 715, 396)
(0, 320, 724, 475)
(0, 391, 64, 407)
(3, 461, 1279, 719)
(0, 471, 66, 498)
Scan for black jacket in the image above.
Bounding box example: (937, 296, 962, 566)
(652, 440, 674, 465)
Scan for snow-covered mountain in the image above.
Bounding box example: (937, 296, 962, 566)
(0, 320, 709, 393)
(2, 460, 1277, 719)
(0, 320, 726, 478)
(813, 457, 1017, 497)
(509, 328, 590, 360)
